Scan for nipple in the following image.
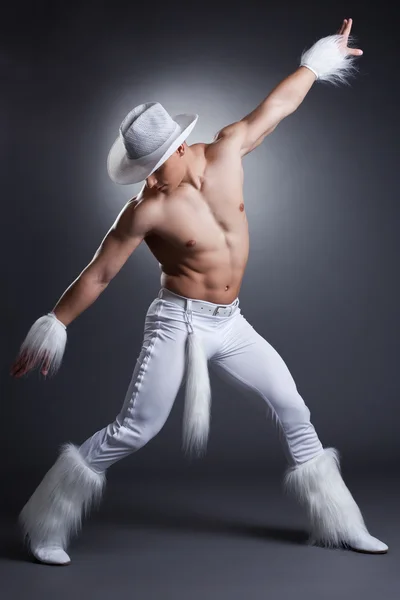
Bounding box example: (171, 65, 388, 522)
(239, 203, 244, 212)
(186, 239, 196, 247)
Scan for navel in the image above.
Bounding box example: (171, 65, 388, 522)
(239, 203, 244, 212)
(186, 239, 196, 247)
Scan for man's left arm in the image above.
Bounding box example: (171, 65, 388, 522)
(235, 66, 317, 155)
(215, 18, 363, 156)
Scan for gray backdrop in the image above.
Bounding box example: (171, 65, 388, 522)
(2, 0, 399, 478)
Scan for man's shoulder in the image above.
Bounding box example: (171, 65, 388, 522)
(204, 127, 244, 165)
(124, 187, 163, 232)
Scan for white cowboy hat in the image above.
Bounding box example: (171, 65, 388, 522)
(107, 101, 199, 185)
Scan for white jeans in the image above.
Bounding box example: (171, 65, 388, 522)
(78, 287, 324, 472)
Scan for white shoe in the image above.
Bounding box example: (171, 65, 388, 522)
(347, 533, 388, 554)
(19, 442, 106, 566)
(31, 544, 71, 565)
(284, 448, 388, 555)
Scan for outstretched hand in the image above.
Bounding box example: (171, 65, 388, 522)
(337, 18, 363, 56)
(10, 348, 51, 378)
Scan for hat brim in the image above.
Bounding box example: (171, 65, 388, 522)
(107, 113, 199, 185)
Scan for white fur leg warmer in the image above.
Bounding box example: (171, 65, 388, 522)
(18, 312, 67, 376)
(283, 447, 370, 548)
(18, 442, 106, 552)
(300, 34, 359, 85)
(182, 330, 211, 459)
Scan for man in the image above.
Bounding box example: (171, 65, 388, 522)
(11, 19, 388, 566)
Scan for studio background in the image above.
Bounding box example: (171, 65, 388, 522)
(1, 0, 399, 482)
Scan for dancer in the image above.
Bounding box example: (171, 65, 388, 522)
(11, 18, 387, 565)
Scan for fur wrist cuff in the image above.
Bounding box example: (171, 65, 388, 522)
(19, 313, 67, 376)
(300, 34, 358, 85)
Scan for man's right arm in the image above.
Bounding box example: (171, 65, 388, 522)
(51, 197, 157, 327)
(10, 197, 159, 378)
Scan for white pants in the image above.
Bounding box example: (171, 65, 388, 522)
(78, 287, 324, 472)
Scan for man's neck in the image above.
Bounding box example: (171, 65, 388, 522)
(179, 144, 205, 191)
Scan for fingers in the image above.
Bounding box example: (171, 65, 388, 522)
(41, 352, 51, 376)
(11, 358, 30, 378)
(344, 17, 353, 37)
(10, 350, 27, 377)
(10, 355, 48, 378)
(337, 17, 352, 38)
(336, 18, 363, 56)
(337, 18, 347, 35)
(10, 349, 39, 378)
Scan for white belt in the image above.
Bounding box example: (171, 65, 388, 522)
(158, 288, 240, 317)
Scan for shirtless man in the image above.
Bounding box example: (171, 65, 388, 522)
(11, 20, 388, 566)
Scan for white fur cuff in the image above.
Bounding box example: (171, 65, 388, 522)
(18, 313, 67, 376)
(300, 34, 358, 85)
(47, 311, 67, 329)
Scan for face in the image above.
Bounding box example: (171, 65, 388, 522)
(146, 143, 186, 193)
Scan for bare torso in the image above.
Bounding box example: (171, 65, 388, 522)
(137, 139, 249, 304)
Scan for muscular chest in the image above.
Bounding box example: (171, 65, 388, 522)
(153, 168, 247, 254)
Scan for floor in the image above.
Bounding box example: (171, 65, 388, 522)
(1, 468, 398, 599)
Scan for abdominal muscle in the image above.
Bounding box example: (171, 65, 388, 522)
(142, 141, 250, 305)
(144, 192, 249, 304)
(158, 242, 248, 305)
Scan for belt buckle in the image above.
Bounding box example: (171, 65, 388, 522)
(213, 305, 231, 316)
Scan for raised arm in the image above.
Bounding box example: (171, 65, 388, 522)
(214, 18, 363, 156)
